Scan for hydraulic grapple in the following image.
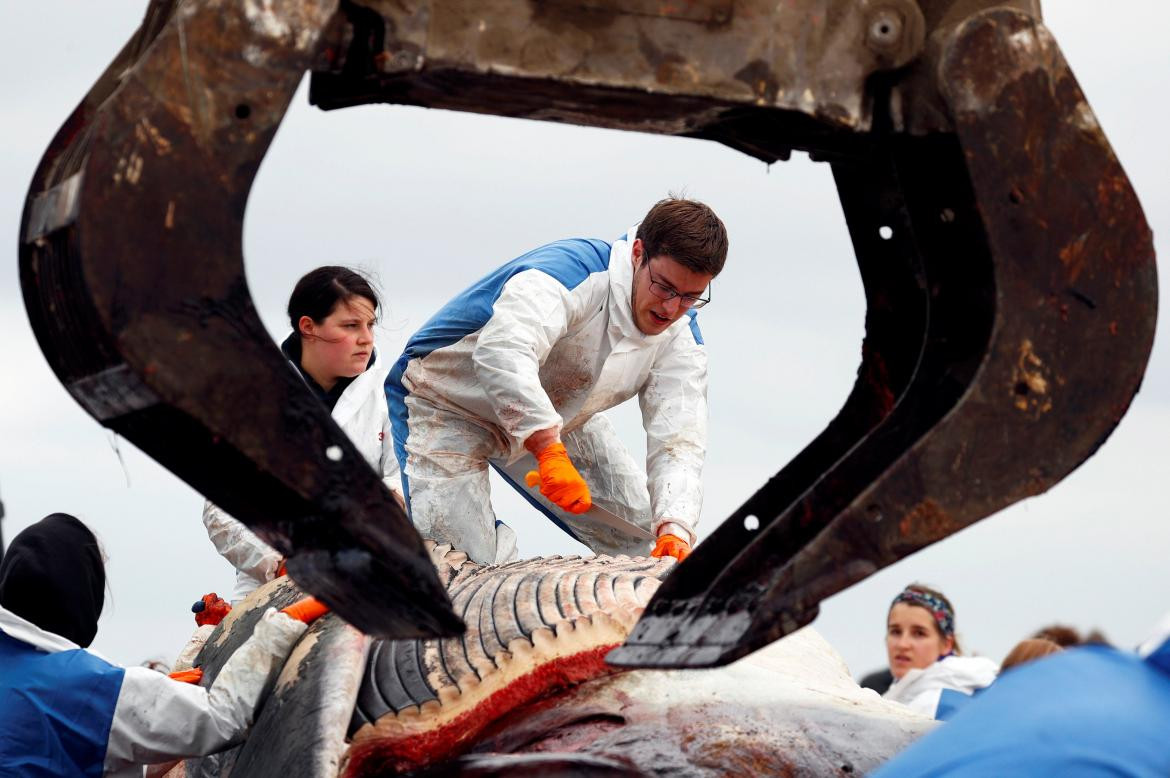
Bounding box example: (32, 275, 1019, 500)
(20, 0, 1155, 654)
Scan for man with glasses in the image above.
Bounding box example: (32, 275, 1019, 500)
(386, 198, 727, 564)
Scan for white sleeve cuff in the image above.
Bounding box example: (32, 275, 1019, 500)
(654, 520, 695, 546)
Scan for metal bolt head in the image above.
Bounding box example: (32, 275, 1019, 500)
(862, 0, 926, 69)
(867, 10, 904, 51)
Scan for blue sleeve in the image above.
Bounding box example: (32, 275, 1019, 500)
(0, 634, 125, 776)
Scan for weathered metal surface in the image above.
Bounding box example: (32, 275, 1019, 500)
(19, 0, 1156, 670)
(309, 0, 1043, 147)
(17, 0, 461, 640)
(311, 0, 926, 136)
(610, 7, 1156, 668)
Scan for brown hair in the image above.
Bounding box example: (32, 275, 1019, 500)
(1002, 638, 1063, 671)
(287, 266, 379, 335)
(1031, 624, 1111, 648)
(1031, 624, 1081, 648)
(637, 197, 728, 277)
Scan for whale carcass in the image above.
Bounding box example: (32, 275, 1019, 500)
(167, 543, 932, 776)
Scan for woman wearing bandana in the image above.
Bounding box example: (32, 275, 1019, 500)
(881, 584, 999, 718)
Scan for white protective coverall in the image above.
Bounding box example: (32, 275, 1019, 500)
(882, 654, 1000, 718)
(0, 604, 306, 777)
(204, 343, 402, 603)
(386, 226, 708, 564)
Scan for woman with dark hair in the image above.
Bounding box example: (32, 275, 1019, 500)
(203, 266, 404, 602)
(882, 583, 998, 718)
(0, 513, 326, 776)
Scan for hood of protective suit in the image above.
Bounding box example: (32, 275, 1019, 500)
(0, 513, 105, 647)
(883, 654, 999, 717)
(605, 225, 689, 346)
(606, 229, 641, 341)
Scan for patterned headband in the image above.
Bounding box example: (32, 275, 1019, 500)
(892, 588, 955, 638)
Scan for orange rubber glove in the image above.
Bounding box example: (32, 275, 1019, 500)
(191, 593, 232, 627)
(651, 533, 691, 562)
(276, 559, 288, 578)
(280, 596, 330, 624)
(168, 667, 204, 684)
(524, 442, 592, 514)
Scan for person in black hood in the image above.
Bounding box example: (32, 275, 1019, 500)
(0, 511, 105, 647)
(0, 512, 329, 776)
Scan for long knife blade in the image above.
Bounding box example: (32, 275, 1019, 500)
(524, 468, 656, 542)
(585, 504, 655, 541)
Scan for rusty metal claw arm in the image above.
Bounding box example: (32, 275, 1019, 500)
(19, 0, 462, 639)
(611, 8, 1156, 667)
(20, 0, 1155, 661)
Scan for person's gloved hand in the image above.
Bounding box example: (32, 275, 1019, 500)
(651, 533, 691, 562)
(168, 667, 204, 684)
(280, 596, 330, 624)
(192, 593, 232, 627)
(524, 442, 592, 514)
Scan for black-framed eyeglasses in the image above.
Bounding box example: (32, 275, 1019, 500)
(645, 262, 711, 309)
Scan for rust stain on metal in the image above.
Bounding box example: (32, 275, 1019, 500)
(1097, 174, 1126, 209)
(897, 499, 952, 543)
(733, 59, 780, 104)
(113, 153, 144, 186)
(545, 0, 733, 25)
(135, 117, 173, 156)
(1012, 339, 1053, 415)
(861, 345, 897, 417)
(1058, 230, 1089, 284)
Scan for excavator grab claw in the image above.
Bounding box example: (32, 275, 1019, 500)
(19, 0, 1155, 660)
(18, 0, 462, 640)
(613, 9, 1157, 667)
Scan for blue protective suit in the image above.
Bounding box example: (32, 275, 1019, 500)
(0, 604, 306, 777)
(0, 511, 309, 776)
(874, 631, 1170, 777)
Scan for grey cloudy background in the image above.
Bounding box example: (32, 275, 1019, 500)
(2, 1, 1167, 680)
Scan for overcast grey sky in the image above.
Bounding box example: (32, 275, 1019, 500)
(2, 1, 1167, 679)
